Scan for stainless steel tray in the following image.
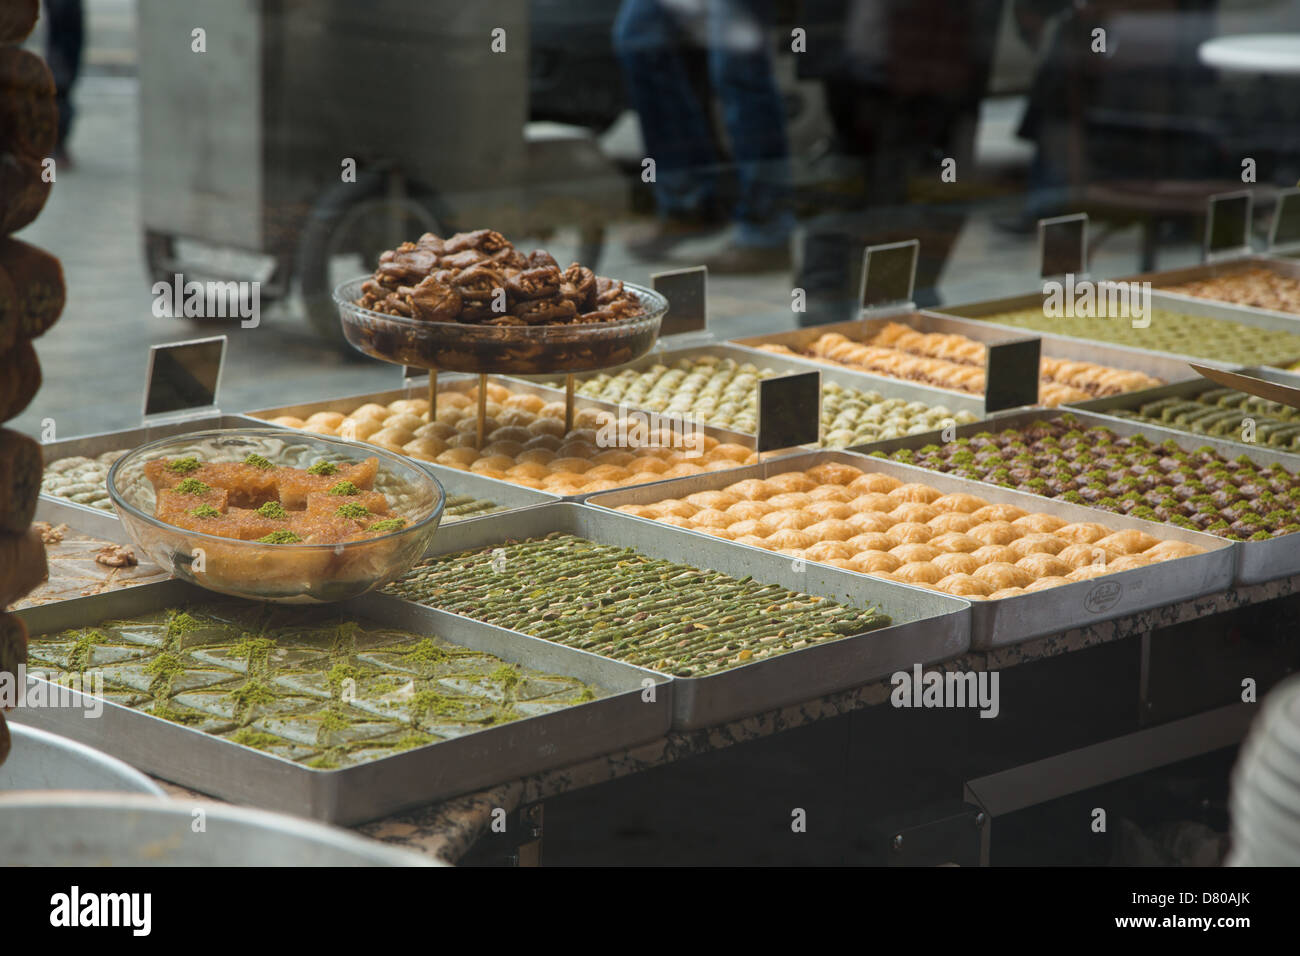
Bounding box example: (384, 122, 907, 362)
(1066, 367, 1300, 460)
(584, 451, 1237, 649)
(407, 502, 970, 729)
(731, 312, 1201, 394)
(929, 289, 1300, 369)
(0, 792, 441, 866)
(514, 341, 989, 420)
(1109, 256, 1300, 326)
(37, 414, 268, 539)
(11, 579, 672, 825)
(849, 407, 1299, 586)
(0, 722, 166, 795)
(246, 380, 771, 500)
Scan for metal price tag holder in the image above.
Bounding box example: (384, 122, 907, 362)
(859, 239, 919, 318)
(1267, 187, 1300, 256)
(1204, 190, 1254, 263)
(141, 335, 227, 432)
(1038, 213, 1089, 281)
(756, 370, 821, 460)
(984, 337, 1042, 414)
(652, 265, 710, 349)
(1189, 364, 1300, 411)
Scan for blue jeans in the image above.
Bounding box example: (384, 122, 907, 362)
(613, 0, 794, 247)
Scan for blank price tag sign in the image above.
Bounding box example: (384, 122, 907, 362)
(757, 371, 821, 453)
(984, 338, 1041, 413)
(1269, 187, 1300, 254)
(1206, 191, 1253, 261)
(143, 336, 226, 417)
(859, 239, 918, 311)
(1038, 213, 1088, 279)
(652, 266, 708, 336)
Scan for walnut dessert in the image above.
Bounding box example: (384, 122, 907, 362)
(343, 231, 663, 374)
(357, 229, 645, 328)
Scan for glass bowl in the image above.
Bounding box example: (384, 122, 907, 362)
(107, 429, 444, 604)
(333, 277, 666, 375)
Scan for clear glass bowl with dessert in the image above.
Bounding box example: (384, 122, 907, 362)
(333, 229, 667, 375)
(107, 429, 445, 604)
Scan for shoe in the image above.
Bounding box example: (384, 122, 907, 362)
(626, 217, 724, 261)
(697, 242, 792, 275)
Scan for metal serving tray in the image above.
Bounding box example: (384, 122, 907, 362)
(246, 379, 771, 501)
(514, 341, 988, 420)
(1109, 256, 1300, 326)
(407, 502, 970, 729)
(1066, 367, 1300, 460)
(930, 289, 1300, 369)
(11, 579, 672, 825)
(36, 414, 268, 539)
(731, 312, 1201, 393)
(585, 451, 1237, 650)
(849, 407, 1298, 586)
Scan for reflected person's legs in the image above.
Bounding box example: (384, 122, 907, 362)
(614, 0, 721, 220)
(705, 0, 793, 248)
(44, 0, 84, 155)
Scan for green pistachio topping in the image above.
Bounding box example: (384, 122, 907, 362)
(336, 503, 371, 519)
(164, 456, 202, 474)
(174, 477, 211, 495)
(257, 530, 304, 544)
(189, 504, 221, 519)
(368, 517, 406, 533)
(327, 481, 360, 496)
(243, 453, 274, 470)
(256, 501, 288, 519)
(307, 460, 340, 476)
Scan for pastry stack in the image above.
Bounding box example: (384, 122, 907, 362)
(756, 323, 1165, 406)
(613, 461, 1206, 600)
(0, 0, 61, 765)
(261, 382, 760, 494)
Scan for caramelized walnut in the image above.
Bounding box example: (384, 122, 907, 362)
(376, 243, 439, 287)
(512, 297, 578, 325)
(444, 229, 510, 254)
(408, 274, 462, 321)
(507, 266, 563, 302)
